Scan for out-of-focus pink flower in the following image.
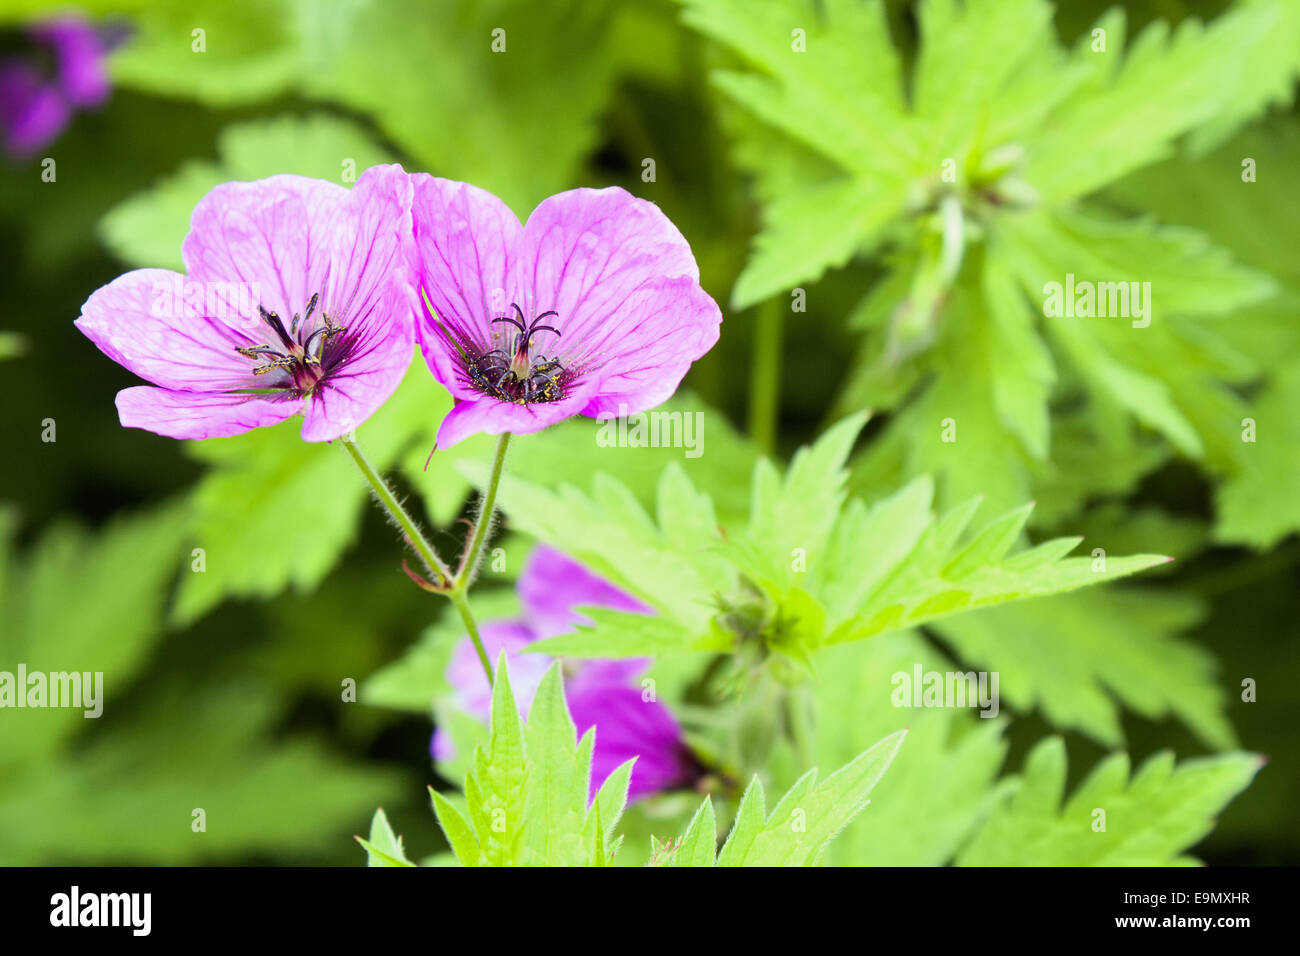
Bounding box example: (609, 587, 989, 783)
(406, 177, 721, 448)
(76, 166, 417, 441)
(434, 545, 699, 801)
(0, 15, 109, 155)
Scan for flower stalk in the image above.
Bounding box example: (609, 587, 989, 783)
(456, 433, 511, 585)
(342, 430, 513, 690)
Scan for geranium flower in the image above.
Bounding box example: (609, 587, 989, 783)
(406, 177, 722, 448)
(75, 165, 416, 441)
(434, 545, 700, 800)
(0, 15, 110, 155)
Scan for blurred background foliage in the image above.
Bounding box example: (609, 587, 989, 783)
(0, 0, 1296, 864)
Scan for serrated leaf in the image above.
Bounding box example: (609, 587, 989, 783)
(357, 808, 416, 867)
(521, 666, 588, 865)
(957, 738, 1263, 865)
(934, 587, 1233, 748)
(670, 796, 718, 867)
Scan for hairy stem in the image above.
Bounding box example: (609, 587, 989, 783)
(343, 432, 511, 692)
(455, 432, 511, 589)
(341, 434, 452, 584)
(449, 590, 494, 688)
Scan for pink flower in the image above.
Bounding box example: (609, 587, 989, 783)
(406, 178, 721, 448)
(0, 15, 110, 155)
(76, 165, 416, 441)
(434, 546, 700, 801)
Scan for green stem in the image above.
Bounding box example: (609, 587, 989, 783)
(449, 590, 494, 688)
(342, 432, 511, 693)
(749, 298, 783, 456)
(455, 433, 511, 588)
(340, 434, 452, 585)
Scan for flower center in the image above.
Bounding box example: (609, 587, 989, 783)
(465, 303, 566, 404)
(234, 292, 347, 395)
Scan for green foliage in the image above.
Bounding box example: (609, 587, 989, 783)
(0, 503, 186, 768)
(3, 0, 1288, 869)
(683, 0, 1287, 529)
(110, 0, 305, 105)
(427, 657, 632, 866)
(0, 507, 399, 864)
(936, 588, 1232, 749)
(110, 0, 641, 214)
(957, 738, 1263, 866)
(670, 729, 906, 866)
(480, 415, 1170, 667)
(1107, 118, 1300, 547)
(807, 634, 1008, 866)
(414, 657, 905, 866)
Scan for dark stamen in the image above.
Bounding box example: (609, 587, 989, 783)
(258, 306, 295, 349)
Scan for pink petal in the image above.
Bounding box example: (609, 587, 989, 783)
(299, 165, 417, 442)
(182, 174, 350, 325)
(408, 174, 524, 400)
(75, 268, 256, 391)
(519, 187, 721, 414)
(518, 544, 652, 639)
(566, 681, 695, 800)
(435, 389, 592, 449)
(116, 386, 301, 439)
(299, 333, 411, 442)
(575, 276, 722, 418)
(519, 186, 699, 346)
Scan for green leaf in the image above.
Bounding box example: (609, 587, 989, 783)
(0, 682, 403, 864)
(935, 587, 1232, 748)
(714, 775, 767, 867)
(520, 666, 588, 865)
(670, 796, 718, 867)
(1215, 358, 1300, 549)
(1028, 3, 1285, 200)
(957, 738, 1263, 865)
(494, 423, 1171, 663)
(429, 790, 481, 867)
(681, 0, 912, 306)
(715, 730, 907, 867)
(811, 634, 1008, 867)
(588, 758, 635, 846)
(0, 502, 187, 769)
(470, 652, 529, 866)
(357, 808, 416, 867)
(430, 658, 632, 867)
(304, 0, 624, 214)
